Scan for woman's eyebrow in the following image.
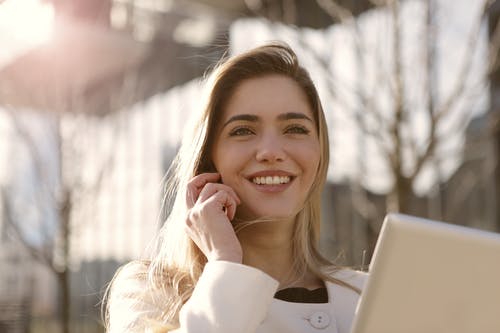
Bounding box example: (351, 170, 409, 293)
(222, 114, 259, 128)
(277, 112, 313, 122)
(221, 112, 313, 129)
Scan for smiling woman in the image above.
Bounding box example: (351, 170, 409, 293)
(105, 43, 367, 333)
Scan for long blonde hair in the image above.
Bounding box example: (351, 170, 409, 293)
(104, 43, 357, 332)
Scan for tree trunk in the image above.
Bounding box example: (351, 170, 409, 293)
(59, 190, 72, 333)
(58, 269, 70, 333)
(489, 1, 500, 231)
(387, 175, 413, 214)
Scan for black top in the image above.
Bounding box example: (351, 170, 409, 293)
(274, 287, 328, 303)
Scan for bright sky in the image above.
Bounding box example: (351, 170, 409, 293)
(0, 0, 55, 68)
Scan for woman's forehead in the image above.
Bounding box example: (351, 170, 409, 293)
(220, 74, 314, 121)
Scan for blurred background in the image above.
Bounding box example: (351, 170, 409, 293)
(0, 0, 499, 332)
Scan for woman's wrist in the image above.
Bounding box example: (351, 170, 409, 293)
(211, 250, 243, 263)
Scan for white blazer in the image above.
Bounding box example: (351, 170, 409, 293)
(173, 261, 367, 333)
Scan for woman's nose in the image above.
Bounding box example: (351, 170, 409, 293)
(255, 134, 286, 163)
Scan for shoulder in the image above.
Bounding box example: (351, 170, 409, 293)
(322, 269, 368, 332)
(321, 266, 368, 296)
(331, 268, 368, 291)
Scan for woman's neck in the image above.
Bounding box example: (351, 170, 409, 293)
(236, 217, 322, 290)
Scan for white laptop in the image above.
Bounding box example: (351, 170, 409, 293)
(351, 213, 500, 333)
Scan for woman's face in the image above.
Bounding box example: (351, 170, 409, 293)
(211, 74, 321, 220)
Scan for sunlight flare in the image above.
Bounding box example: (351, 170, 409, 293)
(0, 0, 55, 45)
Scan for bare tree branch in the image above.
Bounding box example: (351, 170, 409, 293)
(388, 0, 406, 209)
(411, 0, 492, 180)
(293, 11, 394, 160)
(417, 0, 438, 177)
(3, 108, 60, 243)
(3, 107, 57, 202)
(433, 0, 491, 123)
(488, 11, 500, 73)
(1, 187, 58, 275)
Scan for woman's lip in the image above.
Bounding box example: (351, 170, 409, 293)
(247, 179, 293, 193)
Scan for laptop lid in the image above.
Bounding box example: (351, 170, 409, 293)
(350, 213, 500, 333)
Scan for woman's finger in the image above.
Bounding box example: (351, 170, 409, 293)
(222, 193, 238, 221)
(197, 182, 241, 207)
(186, 173, 221, 207)
(185, 189, 238, 230)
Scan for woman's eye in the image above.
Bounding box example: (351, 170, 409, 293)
(285, 125, 310, 135)
(229, 127, 254, 136)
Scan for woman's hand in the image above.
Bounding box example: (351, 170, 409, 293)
(185, 173, 243, 263)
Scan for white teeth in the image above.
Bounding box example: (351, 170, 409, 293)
(252, 176, 290, 185)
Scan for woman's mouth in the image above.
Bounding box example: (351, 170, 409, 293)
(251, 176, 291, 185)
(245, 171, 296, 193)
